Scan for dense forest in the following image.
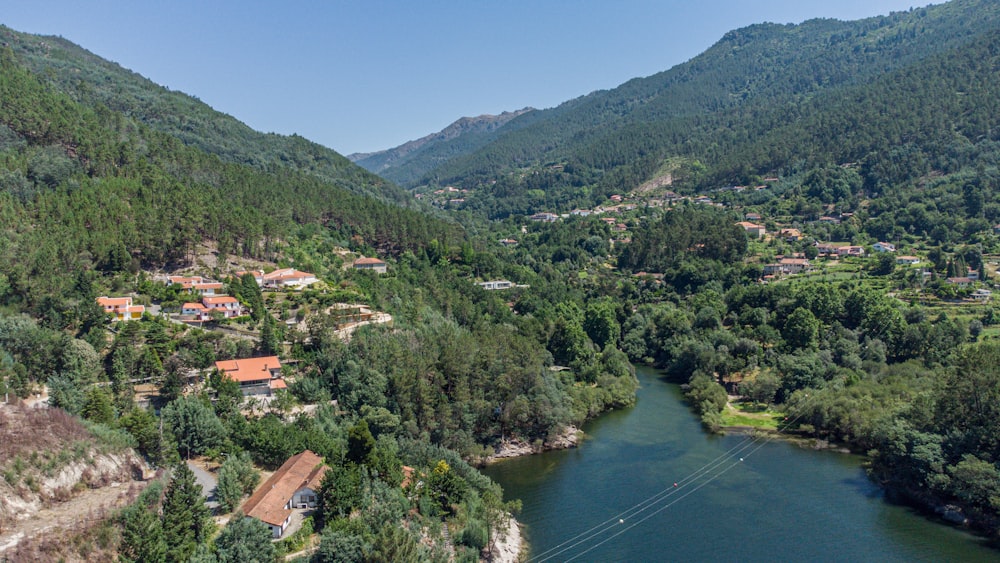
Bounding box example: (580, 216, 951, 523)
(0, 29, 635, 561)
(3, 0, 1000, 559)
(371, 0, 1000, 222)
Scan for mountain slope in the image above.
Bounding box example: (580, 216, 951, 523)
(0, 25, 413, 206)
(349, 108, 533, 187)
(0, 45, 463, 306)
(398, 0, 1000, 214)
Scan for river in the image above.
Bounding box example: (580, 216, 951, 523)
(483, 366, 998, 562)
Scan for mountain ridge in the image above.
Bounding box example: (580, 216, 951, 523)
(348, 108, 533, 165)
(0, 25, 415, 207)
(349, 107, 535, 187)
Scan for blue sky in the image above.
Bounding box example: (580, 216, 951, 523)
(4, 1, 931, 154)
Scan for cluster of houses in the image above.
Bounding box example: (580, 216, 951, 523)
(415, 185, 470, 207)
(171, 276, 245, 322)
(97, 259, 391, 325)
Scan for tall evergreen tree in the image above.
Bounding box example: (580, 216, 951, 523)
(161, 463, 212, 563)
(119, 501, 167, 563)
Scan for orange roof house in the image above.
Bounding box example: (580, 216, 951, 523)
(215, 356, 283, 395)
(97, 296, 145, 321)
(353, 257, 387, 274)
(242, 450, 329, 538)
(202, 295, 241, 318)
(181, 302, 209, 320)
(192, 282, 224, 295)
(262, 268, 318, 289)
(168, 275, 204, 288)
(235, 270, 265, 286)
(736, 221, 766, 238)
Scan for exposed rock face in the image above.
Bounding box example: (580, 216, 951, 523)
(936, 504, 969, 525)
(486, 515, 524, 563)
(0, 451, 146, 534)
(484, 425, 582, 464)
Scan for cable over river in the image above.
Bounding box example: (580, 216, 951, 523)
(482, 366, 998, 562)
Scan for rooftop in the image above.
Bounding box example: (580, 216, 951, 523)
(243, 450, 328, 527)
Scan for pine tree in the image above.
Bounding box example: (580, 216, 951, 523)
(259, 312, 281, 356)
(119, 501, 167, 563)
(162, 463, 211, 562)
(118, 481, 168, 559)
(241, 273, 265, 322)
(214, 512, 276, 563)
(81, 385, 115, 425)
(215, 452, 258, 513)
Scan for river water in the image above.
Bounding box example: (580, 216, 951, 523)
(483, 366, 998, 562)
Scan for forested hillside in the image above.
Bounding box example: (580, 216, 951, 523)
(390, 0, 1000, 219)
(0, 34, 637, 560)
(349, 108, 533, 187)
(3, 0, 1000, 558)
(0, 26, 412, 206)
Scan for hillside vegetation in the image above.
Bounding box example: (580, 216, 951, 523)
(385, 0, 1000, 221)
(0, 26, 412, 207)
(2, 0, 1000, 558)
(350, 108, 533, 187)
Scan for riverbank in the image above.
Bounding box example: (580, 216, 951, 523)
(487, 515, 525, 563)
(481, 425, 582, 465)
(485, 365, 1000, 560)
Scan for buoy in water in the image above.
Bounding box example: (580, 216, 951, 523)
(619, 519, 624, 524)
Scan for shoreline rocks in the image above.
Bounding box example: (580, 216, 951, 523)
(483, 425, 582, 465)
(486, 515, 525, 563)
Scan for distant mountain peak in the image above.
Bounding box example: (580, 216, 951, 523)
(348, 107, 534, 169)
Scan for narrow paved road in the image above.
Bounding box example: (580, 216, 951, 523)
(186, 461, 219, 510)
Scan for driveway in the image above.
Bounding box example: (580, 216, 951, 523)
(187, 460, 219, 510)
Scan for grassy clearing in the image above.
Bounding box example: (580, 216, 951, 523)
(720, 402, 786, 430)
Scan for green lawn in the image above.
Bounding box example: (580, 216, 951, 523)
(720, 403, 786, 430)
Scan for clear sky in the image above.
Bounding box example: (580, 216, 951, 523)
(3, 1, 931, 155)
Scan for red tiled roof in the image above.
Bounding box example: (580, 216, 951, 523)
(353, 257, 386, 266)
(243, 450, 328, 528)
(215, 356, 281, 383)
(97, 296, 131, 307)
(263, 268, 315, 280)
(203, 296, 239, 305)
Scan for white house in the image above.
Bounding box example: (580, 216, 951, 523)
(530, 212, 559, 222)
(262, 268, 319, 289)
(872, 242, 896, 253)
(478, 280, 514, 290)
(202, 295, 241, 318)
(352, 257, 387, 274)
(242, 450, 329, 538)
(736, 221, 766, 239)
(96, 296, 145, 321)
